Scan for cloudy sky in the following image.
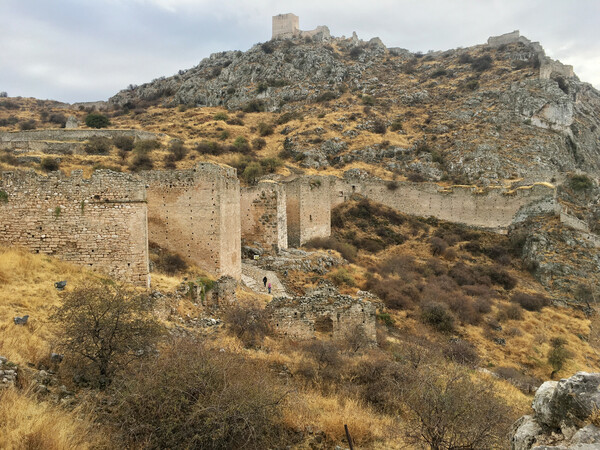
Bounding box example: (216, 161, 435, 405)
(2, 0, 599, 103)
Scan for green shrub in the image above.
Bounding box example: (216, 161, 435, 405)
(0, 190, 8, 203)
(256, 83, 268, 94)
(40, 157, 60, 172)
(569, 174, 594, 192)
(547, 337, 571, 378)
(213, 112, 228, 121)
(241, 162, 263, 184)
(85, 113, 110, 129)
(390, 118, 403, 132)
(233, 136, 250, 153)
(259, 157, 282, 173)
(362, 95, 375, 106)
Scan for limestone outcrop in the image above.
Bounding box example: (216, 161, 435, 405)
(510, 372, 600, 449)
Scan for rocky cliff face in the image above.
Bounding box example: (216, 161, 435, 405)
(511, 372, 600, 449)
(110, 33, 600, 185)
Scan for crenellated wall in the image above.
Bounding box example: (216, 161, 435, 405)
(240, 181, 287, 253)
(0, 170, 149, 286)
(140, 163, 241, 280)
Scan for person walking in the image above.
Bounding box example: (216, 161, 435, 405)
(263, 276, 267, 287)
(268, 282, 272, 294)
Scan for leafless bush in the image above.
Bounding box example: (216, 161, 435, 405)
(511, 292, 550, 312)
(224, 302, 271, 348)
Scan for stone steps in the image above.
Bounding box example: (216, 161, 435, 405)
(241, 263, 290, 298)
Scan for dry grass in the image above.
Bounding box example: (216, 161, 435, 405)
(0, 247, 90, 365)
(0, 388, 108, 449)
(283, 390, 402, 448)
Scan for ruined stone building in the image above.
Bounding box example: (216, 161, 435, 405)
(272, 13, 330, 40)
(267, 286, 377, 343)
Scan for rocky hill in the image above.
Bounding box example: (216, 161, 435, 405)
(109, 31, 600, 185)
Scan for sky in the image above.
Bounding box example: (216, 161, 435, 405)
(1, 0, 599, 103)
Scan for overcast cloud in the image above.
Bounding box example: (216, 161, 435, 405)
(1, 0, 599, 103)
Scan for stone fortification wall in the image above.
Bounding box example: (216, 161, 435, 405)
(487, 30, 522, 47)
(240, 181, 287, 253)
(0, 170, 149, 286)
(330, 177, 557, 232)
(0, 129, 161, 155)
(285, 176, 331, 246)
(0, 129, 158, 143)
(140, 163, 241, 280)
(267, 287, 376, 342)
(540, 59, 575, 80)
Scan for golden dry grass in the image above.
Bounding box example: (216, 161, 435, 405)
(0, 247, 92, 365)
(0, 388, 108, 449)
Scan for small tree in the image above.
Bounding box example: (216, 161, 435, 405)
(51, 281, 162, 388)
(85, 113, 110, 129)
(242, 162, 263, 185)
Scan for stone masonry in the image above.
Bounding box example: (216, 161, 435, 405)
(267, 286, 377, 343)
(285, 176, 331, 246)
(0, 170, 150, 286)
(330, 176, 557, 233)
(140, 163, 241, 280)
(272, 13, 330, 40)
(240, 181, 287, 253)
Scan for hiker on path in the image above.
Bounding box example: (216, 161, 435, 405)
(263, 276, 267, 287)
(268, 282, 272, 294)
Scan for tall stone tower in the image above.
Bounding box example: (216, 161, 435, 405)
(272, 13, 299, 39)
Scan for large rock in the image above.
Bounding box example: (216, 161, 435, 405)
(510, 372, 600, 449)
(533, 381, 558, 427)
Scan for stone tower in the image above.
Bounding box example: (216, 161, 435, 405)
(272, 13, 299, 39)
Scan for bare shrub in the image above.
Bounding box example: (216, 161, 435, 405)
(40, 157, 59, 172)
(444, 339, 479, 367)
(420, 302, 455, 333)
(511, 291, 550, 312)
(497, 303, 523, 321)
(113, 135, 134, 151)
(304, 236, 357, 262)
(430, 236, 448, 256)
(224, 302, 271, 348)
(50, 281, 162, 389)
(404, 364, 513, 449)
(106, 338, 289, 449)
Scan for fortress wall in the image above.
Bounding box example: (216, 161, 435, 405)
(0, 129, 158, 143)
(0, 170, 149, 286)
(240, 181, 287, 253)
(140, 163, 241, 279)
(331, 178, 556, 231)
(285, 176, 331, 246)
(0, 140, 84, 155)
(487, 30, 521, 47)
(540, 59, 575, 79)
